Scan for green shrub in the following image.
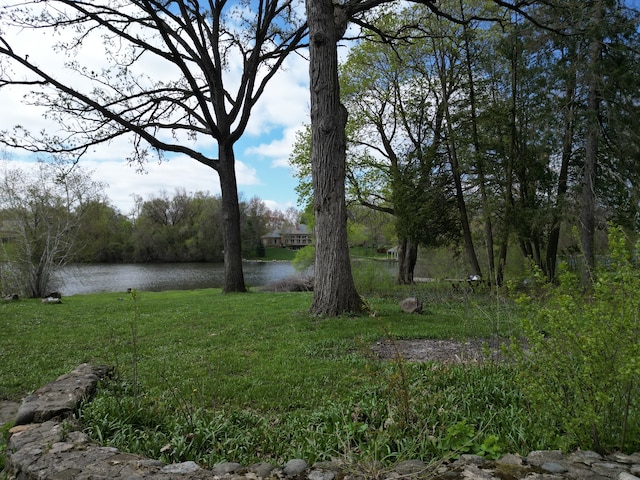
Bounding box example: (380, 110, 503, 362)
(512, 226, 640, 453)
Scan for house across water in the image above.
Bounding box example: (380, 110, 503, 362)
(261, 224, 313, 250)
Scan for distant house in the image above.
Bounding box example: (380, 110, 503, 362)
(262, 224, 313, 249)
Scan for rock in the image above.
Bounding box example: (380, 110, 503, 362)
(460, 464, 496, 479)
(249, 462, 276, 478)
(283, 458, 308, 476)
(497, 453, 524, 465)
(619, 473, 640, 480)
(161, 461, 201, 474)
(14, 363, 108, 425)
(527, 450, 566, 467)
(568, 450, 602, 465)
(308, 470, 336, 480)
(211, 461, 243, 475)
(400, 297, 423, 313)
(395, 459, 428, 475)
(541, 461, 568, 473)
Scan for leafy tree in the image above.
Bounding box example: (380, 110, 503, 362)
(303, 0, 572, 313)
(131, 189, 224, 262)
(340, 7, 463, 284)
(73, 201, 133, 262)
(0, 0, 306, 292)
(0, 159, 105, 297)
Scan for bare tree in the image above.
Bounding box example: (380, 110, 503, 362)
(0, 0, 306, 292)
(0, 159, 104, 297)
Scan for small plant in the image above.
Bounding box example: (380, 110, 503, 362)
(436, 421, 503, 460)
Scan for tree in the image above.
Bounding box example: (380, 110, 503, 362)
(306, 0, 366, 315)
(73, 200, 132, 262)
(0, 0, 306, 292)
(339, 9, 462, 284)
(0, 159, 104, 297)
(304, 0, 564, 314)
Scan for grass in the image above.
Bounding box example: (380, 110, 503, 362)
(1, 281, 544, 469)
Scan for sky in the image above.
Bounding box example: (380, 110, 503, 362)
(0, 4, 314, 216)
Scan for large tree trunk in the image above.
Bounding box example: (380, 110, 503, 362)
(218, 142, 247, 293)
(307, 0, 364, 315)
(397, 237, 418, 285)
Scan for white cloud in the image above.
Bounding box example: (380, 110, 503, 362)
(244, 125, 306, 168)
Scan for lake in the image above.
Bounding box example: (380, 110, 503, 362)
(54, 262, 300, 296)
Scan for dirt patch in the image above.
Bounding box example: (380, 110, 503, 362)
(371, 338, 510, 364)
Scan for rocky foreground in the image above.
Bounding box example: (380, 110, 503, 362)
(2, 364, 640, 479)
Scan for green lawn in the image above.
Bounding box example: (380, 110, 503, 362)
(2, 285, 538, 467)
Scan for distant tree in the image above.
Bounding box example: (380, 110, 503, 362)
(0, 0, 307, 292)
(73, 201, 132, 262)
(131, 189, 223, 262)
(240, 196, 269, 258)
(0, 159, 105, 297)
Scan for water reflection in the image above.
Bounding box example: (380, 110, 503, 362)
(55, 262, 298, 295)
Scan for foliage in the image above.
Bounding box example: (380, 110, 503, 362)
(292, 245, 315, 271)
(511, 226, 640, 453)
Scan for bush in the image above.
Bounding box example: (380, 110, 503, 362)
(512, 226, 640, 453)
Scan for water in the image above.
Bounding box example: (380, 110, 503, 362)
(54, 262, 299, 295)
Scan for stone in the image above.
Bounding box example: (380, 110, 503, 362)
(400, 297, 423, 314)
(211, 461, 243, 475)
(618, 473, 640, 480)
(161, 461, 201, 474)
(249, 462, 276, 478)
(460, 464, 495, 479)
(497, 453, 524, 465)
(283, 458, 308, 476)
(308, 470, 336, 480)
(395, 459, 428, 475)
(568, 450, 603, 465)
(527, 450, 566, 466)
(541, 462, 568, 473)
(14, 363, 110, 425)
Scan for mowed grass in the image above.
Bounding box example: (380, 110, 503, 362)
(1, 285, 532, 466)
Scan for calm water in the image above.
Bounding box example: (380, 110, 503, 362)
(54, 262, 299, 296)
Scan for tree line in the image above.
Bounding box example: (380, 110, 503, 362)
(294, 0, 640, 288)
(0, 160, 302, 297)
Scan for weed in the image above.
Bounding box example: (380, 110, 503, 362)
(512, 226, 640, 453)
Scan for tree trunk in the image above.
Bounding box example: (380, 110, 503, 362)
(581, 4, 603, 286)
(306, 0, 364, 316)
(218, 142, 247, 293)
(442, 93, 482, 277)
(397, 237, 418, 285)
(461, 19, 495, 284)
(546, 61, 576, 281)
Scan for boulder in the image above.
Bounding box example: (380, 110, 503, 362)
(400, 297, 423, 314)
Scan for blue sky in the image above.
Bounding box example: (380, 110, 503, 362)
(0, 5, 312, 216)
